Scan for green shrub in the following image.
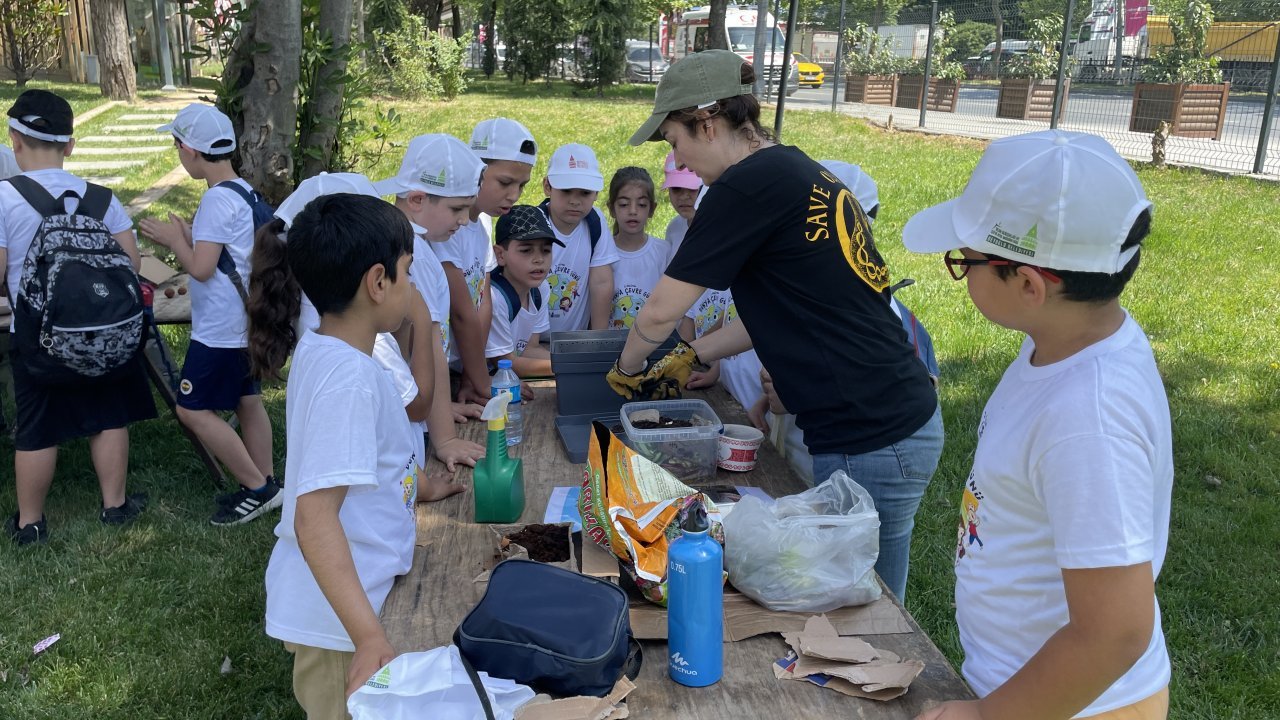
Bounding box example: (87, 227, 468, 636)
(370, 17, 470, 101)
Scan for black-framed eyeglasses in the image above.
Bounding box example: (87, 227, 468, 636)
(944, 250, 1062, 283)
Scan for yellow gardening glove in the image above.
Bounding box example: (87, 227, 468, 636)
(607, 359, 651, 400)
(638, 341, 704, 399)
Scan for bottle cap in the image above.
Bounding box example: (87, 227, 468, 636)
(498, 359, 513, 369)
(682, 503, 709, 533)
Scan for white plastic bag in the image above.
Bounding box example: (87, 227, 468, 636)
(347, 645, 535, 720)
(723, 470, 882, 612)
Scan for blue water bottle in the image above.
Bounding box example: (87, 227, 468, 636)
(666, 504, 723, 687)
(490, 359, 522, 445)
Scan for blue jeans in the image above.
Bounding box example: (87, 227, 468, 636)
(811, 404, 944, 602)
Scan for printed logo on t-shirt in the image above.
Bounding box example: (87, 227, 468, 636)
(725, 300, 739, 325)
(955, 481, 985, 563)
(807, 169, 890, 293)
(547, 266, 582, 318)
(691, 293, 724, 338)
(465, 258, 486, 307)
(610, 285, 650, 328)
(402, 454, 419, 511)
(440, 319, 452, 355)
(179, 379, 193, 395)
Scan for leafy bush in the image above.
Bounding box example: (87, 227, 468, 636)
(843, 23, 909, 76)
(1004, 15, 1066, 79)
(1144, 0, 1224, 83)
(947, 21, 996, 62)
(902, 12, 967, 81)
(369, 17, 471, 101)
(0, 0, 69, 86)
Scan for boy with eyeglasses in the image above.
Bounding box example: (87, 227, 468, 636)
(905, 130, 1172, 720)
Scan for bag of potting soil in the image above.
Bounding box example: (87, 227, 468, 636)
(578, 421, 722, 606)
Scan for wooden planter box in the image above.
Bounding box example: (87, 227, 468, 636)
(893, 75, 960, 113)
(997, 78, 1069, 121)
(1129, 82, 1230, 140)
(844, 74, 897, 105)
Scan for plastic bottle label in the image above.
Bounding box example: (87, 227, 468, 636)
(491, 384, 521, 404)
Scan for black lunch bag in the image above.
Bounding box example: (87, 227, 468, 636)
(455, 558, 641, 698)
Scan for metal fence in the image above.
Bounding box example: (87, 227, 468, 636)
(821, 0, 1280, 177)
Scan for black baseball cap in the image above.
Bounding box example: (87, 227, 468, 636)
(495, 205, 564, 247)
(7, 90, 74, 142)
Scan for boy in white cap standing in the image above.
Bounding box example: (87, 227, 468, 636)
(2, 89, 156, 544)
(436, 118, 537, 405)
(140, 102, 279, 527)
(541, 142, 618, 332)
(905, 130, 1171, 720)
(377, 133, 489, 472)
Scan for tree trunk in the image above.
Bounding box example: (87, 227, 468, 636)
(452, 3, 463, 39)
(873, 0, 883, 33)
(707, 0, 729, 50)
(90, 0, 137, 100)
(427, 0, 444, 33)
(230, 0, 302, 204)
(353, 0, 366, 59)
(299, 0, 353, 179)
(992, 0, 1004, 79)
(483, 0, 497, 78)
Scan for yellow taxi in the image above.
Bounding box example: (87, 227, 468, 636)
(793, 53, 825, 88)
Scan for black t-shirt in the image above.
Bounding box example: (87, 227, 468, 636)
(664, 144, 937, 455)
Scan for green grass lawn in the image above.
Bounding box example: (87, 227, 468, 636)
(2, 77, 1278, 719)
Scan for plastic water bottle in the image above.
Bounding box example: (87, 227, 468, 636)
(490, 360, 522, 445)
(666, 504, 723, 687)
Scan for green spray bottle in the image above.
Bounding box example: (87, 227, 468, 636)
(473, 390, 525, 523)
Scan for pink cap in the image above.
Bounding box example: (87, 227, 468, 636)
(662, 151, 701, 190)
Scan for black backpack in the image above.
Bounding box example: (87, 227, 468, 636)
(5, 175, 144, 383)
(537, 198, 602, 252)
(490, 268, 542, 322)
(212, 180, 274, 304)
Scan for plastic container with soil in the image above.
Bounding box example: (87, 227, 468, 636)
(620, 399, 723, 484)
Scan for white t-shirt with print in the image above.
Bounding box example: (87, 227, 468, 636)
(547, 207, 618, 333)
(189, 179, 256, 348)
(409, 235, 450, 350)
(717, 294, 765, 412)
(487, 278, 550, 358)
(264, 332, 418, 652)
(954, 314, 1172, 716)
(0, 146, 18, 180)
(0, 168, 135, 331)
(609, 234, 669, 329)
(684, 288, 728, 339)
(664, 215, 688, 264)
(432, 216, 497, 363)
(372, 332, 427, 474)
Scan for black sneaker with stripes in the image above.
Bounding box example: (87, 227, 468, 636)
(210, 480, 283, 526)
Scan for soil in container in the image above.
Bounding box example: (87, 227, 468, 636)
(504, 523, 571, 563)
(631, 417, 694, 429)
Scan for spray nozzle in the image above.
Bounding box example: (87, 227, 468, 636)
(481, 391, 512, 425)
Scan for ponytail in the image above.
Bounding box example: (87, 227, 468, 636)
(247, 218, 300, 381)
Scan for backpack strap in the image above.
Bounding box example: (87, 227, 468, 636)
(77, 183, 112, 221)
(5, 175, 113, 222)
(529, 285, 542, 312)
(489, 269, 523, 323)
(212, 181, 254, 306)
(453, 629, 497, 720)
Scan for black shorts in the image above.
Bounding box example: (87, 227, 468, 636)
(176, 340, 259, 412)
(11, 342, 158, 452)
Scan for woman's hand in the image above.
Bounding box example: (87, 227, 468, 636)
(760, 367, 788, 415)
(747, 396, 771, 433)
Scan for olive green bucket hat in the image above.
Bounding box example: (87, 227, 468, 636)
(628, 49, 753, 146)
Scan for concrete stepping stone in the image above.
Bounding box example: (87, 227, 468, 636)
(74, 146, 171, 155)
(79, 135, 170, 143)
(65, 159, 147, 171)
(119, 114, 176, 121)
(102, 124, 169, 132)
(83, 176, 125, 187)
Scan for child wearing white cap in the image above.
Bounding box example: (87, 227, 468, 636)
(540, 142, 619, 332)
(140, 102, 280, 527)
(905, 130, 1171, 720)
(377, 133, 489, 472)
(434, 118, 538, 405)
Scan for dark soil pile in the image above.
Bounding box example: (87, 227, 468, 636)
(631, 416, 693, 429)
(505, 523, 571, 563)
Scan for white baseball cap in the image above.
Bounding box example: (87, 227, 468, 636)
(274, 172, 381, 228)
(470, 118, 537, 165)
(546, 143, 604, 192)
(820, 160, 880, 223)
(374, 133, 485, 198)
(903, 130, 1151, 274)
(157, 103, 236, 155)
(662, 150, 701, 190)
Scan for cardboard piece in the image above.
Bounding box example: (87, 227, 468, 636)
(515, 677, 635, 720)
(772, 615, 925, 702)
(580, 535, 621, 582)
(138, 254, 178, 285)
(623, 587, 912, 642)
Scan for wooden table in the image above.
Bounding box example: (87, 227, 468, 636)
(382, 383, 973, 718)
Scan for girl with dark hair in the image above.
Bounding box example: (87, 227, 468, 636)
(608, 49, 944, 602)
(606, 166, 669, 329)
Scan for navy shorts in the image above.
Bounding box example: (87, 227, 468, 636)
(177, 340, 259, 411)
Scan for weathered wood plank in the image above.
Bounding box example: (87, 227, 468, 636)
(381, 382, 972, 717)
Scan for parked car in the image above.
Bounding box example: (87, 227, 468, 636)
(962, 40, 1033, 79)
(793, 52, 825, 87)
(625, 40, 668, 83)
